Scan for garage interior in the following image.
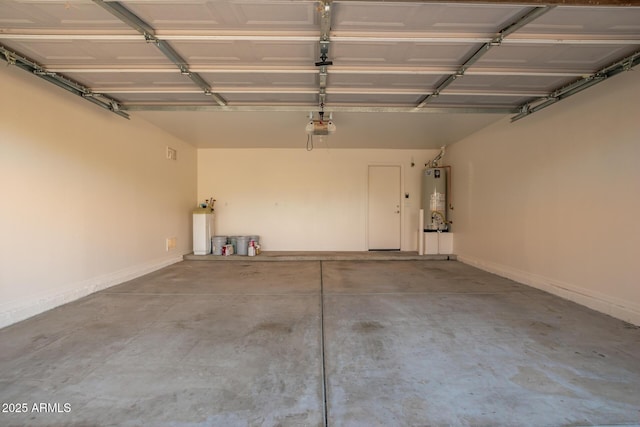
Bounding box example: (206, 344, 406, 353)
(1, 0, 640, 426)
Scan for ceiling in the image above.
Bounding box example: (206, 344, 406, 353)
(1, 0, 639, 148)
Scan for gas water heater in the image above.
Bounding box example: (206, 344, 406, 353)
(422, 167, 448, 231)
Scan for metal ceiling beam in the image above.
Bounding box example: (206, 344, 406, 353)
(504, 38, 640, 45)
(98, 88, 318, 95)
(316, 0, 333, 108)
(512, 50, 640, 121)
(122, 104, 517, 114)
(97, 87, 545, 97)
(92, 0, 226, 107)
(0, 44, 128, 119)
(416, 5, 554, 108)
(332, 35, 640, 45)
(5, 33, 639, 46)
(46, 66, 584, 78)
(46, 67, 318, 74)
(91, 1, 154, 37)
(334, 0, 640, 5)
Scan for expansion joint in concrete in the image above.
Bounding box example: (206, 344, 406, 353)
(320, 260, 329, 427)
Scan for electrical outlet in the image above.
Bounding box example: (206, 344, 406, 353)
(166, 147, 177, 161)
(166, 237, 177, 251)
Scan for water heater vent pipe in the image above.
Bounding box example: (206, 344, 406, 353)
(426, 146, 446, 168)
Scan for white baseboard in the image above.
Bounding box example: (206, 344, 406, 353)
(0, 255, 184, 330)
(457, 254, 640, 327)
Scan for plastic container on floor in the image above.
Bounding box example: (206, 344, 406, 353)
(236, 236, 251, 256)
(228, 236, 238, 254)
(212, 236, 228, 256)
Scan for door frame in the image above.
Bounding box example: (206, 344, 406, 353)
(366, 163, 403, 251)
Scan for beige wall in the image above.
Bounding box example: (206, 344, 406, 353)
(198, 148, 438, 251)
(0, 64, 196, 328)
(4, 45, 638, 330)
(445, 70, 640, 325)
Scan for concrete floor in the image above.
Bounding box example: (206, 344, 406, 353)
(1, 259, 639, 427)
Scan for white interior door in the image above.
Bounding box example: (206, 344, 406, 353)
(368, 165, 401, 250)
